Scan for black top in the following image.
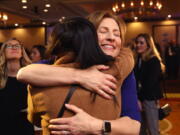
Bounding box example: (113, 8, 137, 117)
(134, 56, 163, 101)
(0, 77, 34, 135)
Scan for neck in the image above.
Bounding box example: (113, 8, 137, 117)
(7, 59, 21, 77)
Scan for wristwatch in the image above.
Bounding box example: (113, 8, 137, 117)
(102, 120, 111, 135)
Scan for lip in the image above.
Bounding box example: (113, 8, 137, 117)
(101, 44, 116, 50)
(11, 51, 19, 54)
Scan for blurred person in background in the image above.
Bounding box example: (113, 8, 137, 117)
(165, 41, 180, 79)
(30, 44, 46, 63)
(133, 33, 165, 135)
(0, 38, 34, 135)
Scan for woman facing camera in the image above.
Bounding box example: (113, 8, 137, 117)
(133, 33, 165, 135)
(0, 38, 34, 135)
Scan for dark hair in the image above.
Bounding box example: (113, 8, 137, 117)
(48, 17, 114, 69)
(32, 45, 46, 59)
(0, 42, 3, 47)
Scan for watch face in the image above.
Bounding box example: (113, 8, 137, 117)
(104, 121, 111, 132)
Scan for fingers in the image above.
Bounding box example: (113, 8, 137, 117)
(49, 118, 70, 124)
(65, 104, 83, 114)
(96, 89, 112, 100)
(101, 85, 116, 95)
(106, 74, 117, 84)
(51, 130, 70, 135)
(95, 65, 109, 70)
(104, 79, 117, 90)
(49, 124, 70, 131)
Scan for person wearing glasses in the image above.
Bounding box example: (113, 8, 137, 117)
(133, 33, 165, 135)
(0, 38, 34, 135)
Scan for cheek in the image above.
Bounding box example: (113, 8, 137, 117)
(97, 34, 103, 44)
(141, 46, 148, 52)
(4, 49, 11, 57)
(116, 38, 121, 48)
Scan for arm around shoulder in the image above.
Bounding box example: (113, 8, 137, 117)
(116, 47, 135, 80)
(17, 64, 78, 86)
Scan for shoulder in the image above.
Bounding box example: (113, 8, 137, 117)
(147, 56, 160, 65)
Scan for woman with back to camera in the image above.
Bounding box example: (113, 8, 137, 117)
(26, 16, 136, 135)
(17, 11, 140, 135)
(133, 33, 165, 135)
(0, 38, 34, 135)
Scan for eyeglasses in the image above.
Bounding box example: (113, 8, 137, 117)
(5, 44, 22, 49)
(135, 41, 145, 45)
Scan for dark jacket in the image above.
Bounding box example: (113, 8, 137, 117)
(134, 56, 163, 101)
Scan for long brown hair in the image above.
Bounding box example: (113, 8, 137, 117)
(87, 10, 126, 46)
(0, 38, 31, 89)
(134, 33, 165, 72)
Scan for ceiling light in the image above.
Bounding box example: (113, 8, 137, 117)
(45, 4, 51, 8)
(167, 14, 172, 19)
(134, 16, 138, 21)
(0, 13, 8, 21)
(43, 9, 48, 12)
(112, 0, 163, 20)
(15, 23, 19, 27)
(42, 22, 46, 25)
(22, 6, 27, 9)
(21, 0, 27, 3)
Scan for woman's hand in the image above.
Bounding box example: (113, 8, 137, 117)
(49, 104, 103, 135)
(77, 65, 117, 99)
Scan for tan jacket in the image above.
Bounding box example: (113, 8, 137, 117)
(28, 47, 134, 135)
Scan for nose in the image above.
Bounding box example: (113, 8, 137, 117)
(136, 42, 141, 47)
(107, 32, 115, 41)
(12, 46, 18, 50)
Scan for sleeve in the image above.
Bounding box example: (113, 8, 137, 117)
(143, 57, 161, 91)
(115, 47, 135, 81)
(27, 85, 42, 127)
(120, 71, 141, 122)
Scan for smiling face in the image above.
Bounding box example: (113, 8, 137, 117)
(135, 36, 148, 54)
(30, 48, 41, 63)
(5, 39, 22, 60)
(97, 18, 121, 58)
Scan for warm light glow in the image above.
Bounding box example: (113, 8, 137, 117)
(22, 5, 27, 9)
(112, 0, 162, 19)
(2, 14, 8, 21)
(112, 7, 116, 12)
(43, 9, 48, 12)
(156, 2, 160, 7)
(22, 0, 27, 3)
(121, 3, 125, 8)
(140, 1, 144, 6)
(134, 16, 138, 21)
(0, 12, 8, 21)
(167, 14, 172, 18)
(42, 22, 46, 25)
(158, 4, 162, 10)
(149, 1, 153, 6)
(130, 2, 134, 7)
(161, 20, 176, 25)
(45, 4, 51, 8)
(15, 23, 19, 27)
(115, 4, 118, 9)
